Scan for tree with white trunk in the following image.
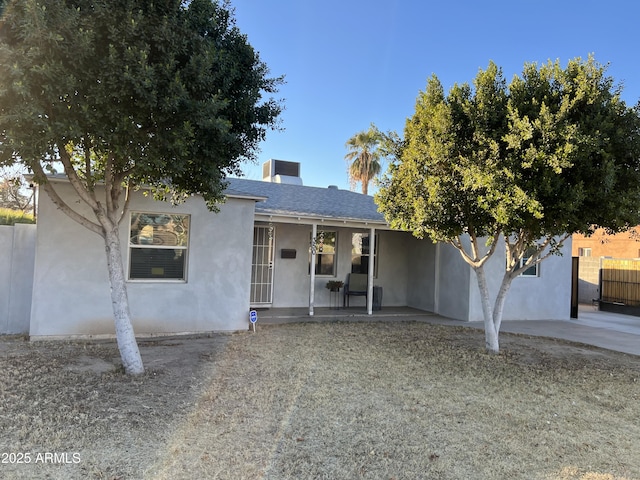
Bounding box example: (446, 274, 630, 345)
(0, 0, 282, 373)
(376, 57, 640, 353)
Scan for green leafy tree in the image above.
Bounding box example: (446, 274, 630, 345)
(376, 57, 640, 353)
(344, 125, 383, 195)
(0, 0, 282, 373)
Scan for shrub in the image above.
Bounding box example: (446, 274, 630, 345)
(0, 207, 35, 225)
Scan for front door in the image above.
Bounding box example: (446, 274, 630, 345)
(250, 225, 275, 306)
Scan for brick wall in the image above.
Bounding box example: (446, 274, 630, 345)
(572, 228, 640, 258)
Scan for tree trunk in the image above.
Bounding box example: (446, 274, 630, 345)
(492, 273, 515, 335)
(104, 227, 144, 375)
(473, 266, 500, 353)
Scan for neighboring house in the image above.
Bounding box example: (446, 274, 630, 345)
(572, 227, 640, 305)
(572, 227, 640, 259)
(22, 160, 572, 338)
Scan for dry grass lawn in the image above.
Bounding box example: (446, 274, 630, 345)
(1, 321, 639, 479)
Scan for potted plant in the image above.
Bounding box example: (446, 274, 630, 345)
(325, 280, 344, 292)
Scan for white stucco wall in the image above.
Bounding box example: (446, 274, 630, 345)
(467, 237, 573, 322)
(405, 235, 437, 312)
(0, 226, 12, 331)
(269, 222, 313, 308)
(30, 183, 255, 338)
(0, 223, 36, 334)
(433, 242, 471, 321)
(404, 234, 572, 322)
(376, 230, 412, 308)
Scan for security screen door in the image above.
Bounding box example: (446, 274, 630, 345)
(250, 225, 275, 306)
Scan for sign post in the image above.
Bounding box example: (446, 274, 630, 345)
(249, 310, 258, 333)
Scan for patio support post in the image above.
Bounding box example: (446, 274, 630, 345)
(309, 223, 317, 316)
(367, 227, 376, 315)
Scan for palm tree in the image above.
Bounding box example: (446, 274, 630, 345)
(344, 125, 382, 195)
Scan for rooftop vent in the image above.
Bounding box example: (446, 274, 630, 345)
(328, 185, 338, 189)
(262, 159, 303, 185)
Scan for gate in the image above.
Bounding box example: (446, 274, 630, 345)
(250, 225, 275, 306)
(601, 258, 640, 306)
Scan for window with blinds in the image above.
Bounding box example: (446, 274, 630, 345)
(128, 212, 190, 281)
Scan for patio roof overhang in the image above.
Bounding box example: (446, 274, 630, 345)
(254, 212, 392, 230)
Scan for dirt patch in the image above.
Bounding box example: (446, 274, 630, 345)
(0, 334, 231, 479)
(1, 323, 639, 479)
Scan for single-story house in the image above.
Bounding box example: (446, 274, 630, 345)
(25, 160, 572, 338)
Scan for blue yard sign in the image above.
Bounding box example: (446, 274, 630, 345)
(249, 310, 258, 333)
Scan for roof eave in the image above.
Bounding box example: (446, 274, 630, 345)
(225, 192, 268, 202)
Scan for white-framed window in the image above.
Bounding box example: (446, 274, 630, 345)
(128, 212, 190, 281)
(309, 230, 337, 276)
(351, 232, 379, 276)
(578, 247, 592, 257)
(519, 248, 539, 277)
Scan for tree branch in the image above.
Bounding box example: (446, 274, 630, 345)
(510, 233, 571, 277)
(469, 227, 479, 261)
(449, 237, 476, 267)
(117, 182, 132, 226)
(84, 138, 93, 191)
(450, 229, 501, 269)
(31, 161, 103, 236)
(104, 154, 116, 221)
(486, 231, 501, 260)
(58, 145, 101, 212)
(474, 230, 500, 269)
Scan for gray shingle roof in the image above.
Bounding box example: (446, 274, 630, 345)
(225, 178, 386, 224)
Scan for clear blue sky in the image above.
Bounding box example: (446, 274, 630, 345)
(231, 0, 640, 192)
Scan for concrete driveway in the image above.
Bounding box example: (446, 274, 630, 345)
(497, 304, 640, 357)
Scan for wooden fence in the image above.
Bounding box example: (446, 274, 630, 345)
(601, 258, 640, 306)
